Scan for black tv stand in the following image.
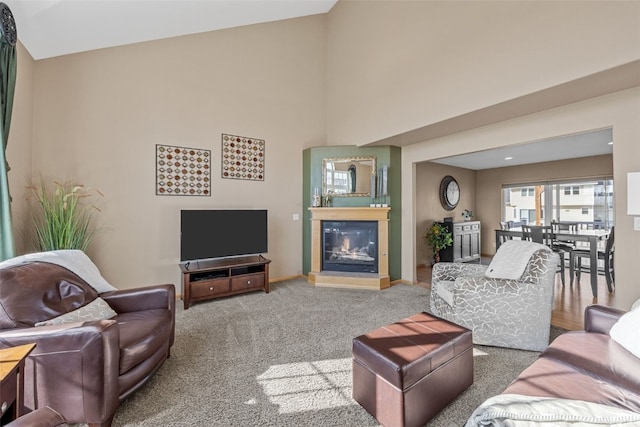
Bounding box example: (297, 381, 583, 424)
(180, 255, 271, 309)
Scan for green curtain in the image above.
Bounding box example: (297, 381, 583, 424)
(0, 2, 17, 261)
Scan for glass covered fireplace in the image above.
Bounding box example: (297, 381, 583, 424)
(322, 220, 378, 273)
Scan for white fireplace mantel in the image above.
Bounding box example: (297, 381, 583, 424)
(308, 207, 390, 290)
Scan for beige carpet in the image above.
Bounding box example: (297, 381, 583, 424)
(111, 279, 562, 426)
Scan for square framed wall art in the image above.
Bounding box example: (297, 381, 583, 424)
(156, 144, 211, 196)
(221, 133, 265, 181)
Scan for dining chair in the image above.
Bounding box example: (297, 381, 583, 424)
(522, 225, 566, 285)
(569, 226, 614, 292)
(551, 221, 578, 251)
(498, 222, 513, 245)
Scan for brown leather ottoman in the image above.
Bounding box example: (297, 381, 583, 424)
(352, 312, 473, 427)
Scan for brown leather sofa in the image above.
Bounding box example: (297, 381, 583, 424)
(504, 304, 640, 411)
(0, 261, 176, 427)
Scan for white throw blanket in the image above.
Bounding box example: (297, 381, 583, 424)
(485, 240, 550, 280)
(0, 250, 117, 293)
(466, 394, 640, 427)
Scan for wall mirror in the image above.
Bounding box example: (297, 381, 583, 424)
(322, 156, 376, 197)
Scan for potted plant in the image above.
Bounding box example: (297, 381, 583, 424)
(461, 209, 473, 221)
(27, 179, 103, 251)
(425, 222, 453, 263)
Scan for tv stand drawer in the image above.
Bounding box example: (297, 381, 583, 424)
(191, 279, 229, 298)
(180, 255, 271, 309)
(231, 274, 264, 292)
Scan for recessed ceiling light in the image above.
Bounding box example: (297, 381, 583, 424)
(504, 156, 513, 160)
(608, 141, 613, 145)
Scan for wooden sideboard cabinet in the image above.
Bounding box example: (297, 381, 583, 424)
(438, 221, 481, 263)
(180, 255, 270, 309)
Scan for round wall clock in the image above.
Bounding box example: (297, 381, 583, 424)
(439, 175, 460, 211)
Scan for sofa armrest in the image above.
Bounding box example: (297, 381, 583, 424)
(0, 319, 118, 348)
(6, 407, 67, 427)
(453, 276, 546, 310)
(584, 304, 626, 334)
(0, 321, 120, 424)
(432, 262, 486, 282)
(101, 284, 176, 348)
(101, 284, 175, 313)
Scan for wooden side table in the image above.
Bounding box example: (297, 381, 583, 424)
(0, 343, 36, 425)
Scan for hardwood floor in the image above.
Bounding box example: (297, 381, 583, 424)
(416, 262, 616, 331)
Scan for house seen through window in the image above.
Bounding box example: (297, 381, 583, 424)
(502, 178, 614, 229)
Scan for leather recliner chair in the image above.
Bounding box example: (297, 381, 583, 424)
(6, 407, 68, 427)
(0, 260, 175, 427)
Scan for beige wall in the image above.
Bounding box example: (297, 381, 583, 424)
(475, 154, 613, 255)
(415, 162, 475, 265)
(7, 42, 35, 255)
(402, 88, 640, 310)
(8, 2, 640, 309)
(326, 1, 640, 309)
(22, 15, 327, 289)
(327, 1, 640, 146)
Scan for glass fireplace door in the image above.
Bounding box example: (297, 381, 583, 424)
(321, 221, 378, 273)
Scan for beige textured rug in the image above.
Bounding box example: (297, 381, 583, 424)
(111, 279, 562, 426)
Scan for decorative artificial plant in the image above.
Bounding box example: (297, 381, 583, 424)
(425, 222, 453, 263)
(27, 179, 103, 252)
(322, 190, 335, 207)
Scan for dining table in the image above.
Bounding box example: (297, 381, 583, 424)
(495, 227, 610, 298)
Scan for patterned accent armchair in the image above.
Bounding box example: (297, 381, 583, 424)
(430, 244, 558, 351)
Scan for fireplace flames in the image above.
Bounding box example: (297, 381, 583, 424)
(330, 234, 374, 262)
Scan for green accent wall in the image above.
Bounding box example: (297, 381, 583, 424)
(302, 145, 402, 280)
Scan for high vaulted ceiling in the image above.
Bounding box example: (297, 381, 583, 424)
(9, 0, 337, 60)
(4, 1, 629, 170)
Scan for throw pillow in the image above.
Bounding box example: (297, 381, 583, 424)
(35, 297, 117, 326)
(610, 309, 640, 359)
(632, 298, 640, 311)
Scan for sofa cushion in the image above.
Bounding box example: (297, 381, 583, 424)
(116, 309, 173, 375)
(504, 352, 640, 413)
(0, 262, 98, 328)
(542, 332, 640, 393)
(35, 297, 117, 326)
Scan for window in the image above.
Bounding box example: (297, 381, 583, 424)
(519, 209, 536, 224)
(324, 164, 349, 194)
(564, 186, 579, 195)
(502, 178, 614, 229)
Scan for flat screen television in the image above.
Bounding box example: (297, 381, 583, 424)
(180, 209, 268, 262)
